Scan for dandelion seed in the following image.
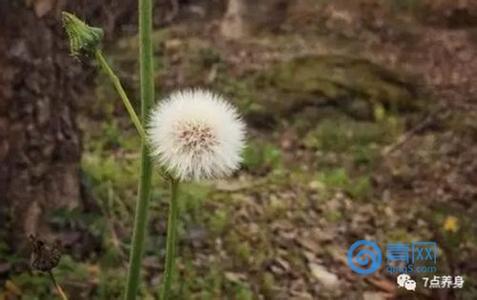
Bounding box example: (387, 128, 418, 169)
(148, 89, 246, 181)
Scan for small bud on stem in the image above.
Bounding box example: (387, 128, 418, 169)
(62, 12, 103, 58)
(61, 12, 145, 139)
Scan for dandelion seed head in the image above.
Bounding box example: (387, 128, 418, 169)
(148, 89, 246, 181)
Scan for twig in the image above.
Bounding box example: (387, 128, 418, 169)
(381, 108, 448, 156)
(48, 271, 69, 300)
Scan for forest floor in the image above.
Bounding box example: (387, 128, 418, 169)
(2, 1, 477, 299)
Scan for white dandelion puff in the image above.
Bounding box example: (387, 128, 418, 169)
(148, 89, 246, 181)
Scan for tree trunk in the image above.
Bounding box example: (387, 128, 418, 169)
(221, 0, 289, 39)
(0, 2, 85, 250)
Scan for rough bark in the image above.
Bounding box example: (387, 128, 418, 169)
(0, 1, 86, 250)
(221, 0, 289, 39)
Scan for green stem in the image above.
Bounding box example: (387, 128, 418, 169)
(95, 50, 146, 140)
(161, 180, 180, 300)
(124, 0, 155, 297)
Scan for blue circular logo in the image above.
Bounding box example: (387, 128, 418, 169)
(347, 240, 382, 275)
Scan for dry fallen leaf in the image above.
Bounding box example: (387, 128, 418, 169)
(215, 179, 253, 192)
(363, 291, 394, 300)
(297, 235, 321, 253)
(4, 280, 22, 296)
(309, 263, 339, 289)
(366, 277, 397, 294)
(225, 272, 247, 283)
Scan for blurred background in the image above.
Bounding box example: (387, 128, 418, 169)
(1, 0, 476, 299)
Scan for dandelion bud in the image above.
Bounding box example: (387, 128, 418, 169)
(62, 12, 103, 58)
(148, 89, 246, 181)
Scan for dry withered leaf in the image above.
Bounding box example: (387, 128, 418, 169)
(296, 235, 321, 253)
(224, 272, 247, 283)
(29, 234, 62, 272)
(309, 263, 340, 289)
(4, 280, 22, 296)
(363, 291, 394, 300)
(366, 277, 397, 294)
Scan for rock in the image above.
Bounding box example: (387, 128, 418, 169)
(261, 55, 424, 118)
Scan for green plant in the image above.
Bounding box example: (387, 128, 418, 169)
(242, 140, 282, 172)
(123, 0, 155, 297)
(318, 168, 372, 199)
(160, 180, 179, 299)
(63, 7, 245, 300)
(62, 8, 154, 300)
(148, 89, 245, 299)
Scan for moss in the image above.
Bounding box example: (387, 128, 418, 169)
(179, 182, 212, 223)
(82, 153, 139, 192)
(324, 210, 343, 223)
(235, 241, 253, 266)
(385, 229, 414, 242)
(242, 140, 283, 174)
(304, 116, 394, 153)
(207, 209, 230, 237)
(97, 270, 127, 300)
(263, 55, 423, 115)
(231, 283, 254, 300)
(212, 54, 419, 128)
(317, 168, 372, 200)
(260, 272, 278, 299)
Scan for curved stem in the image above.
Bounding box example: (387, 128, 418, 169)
(124, 0, 155, 297)
(160, 179, 180, 300)
(48, 271, 68, 300)
(95, 50, 146, 140)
